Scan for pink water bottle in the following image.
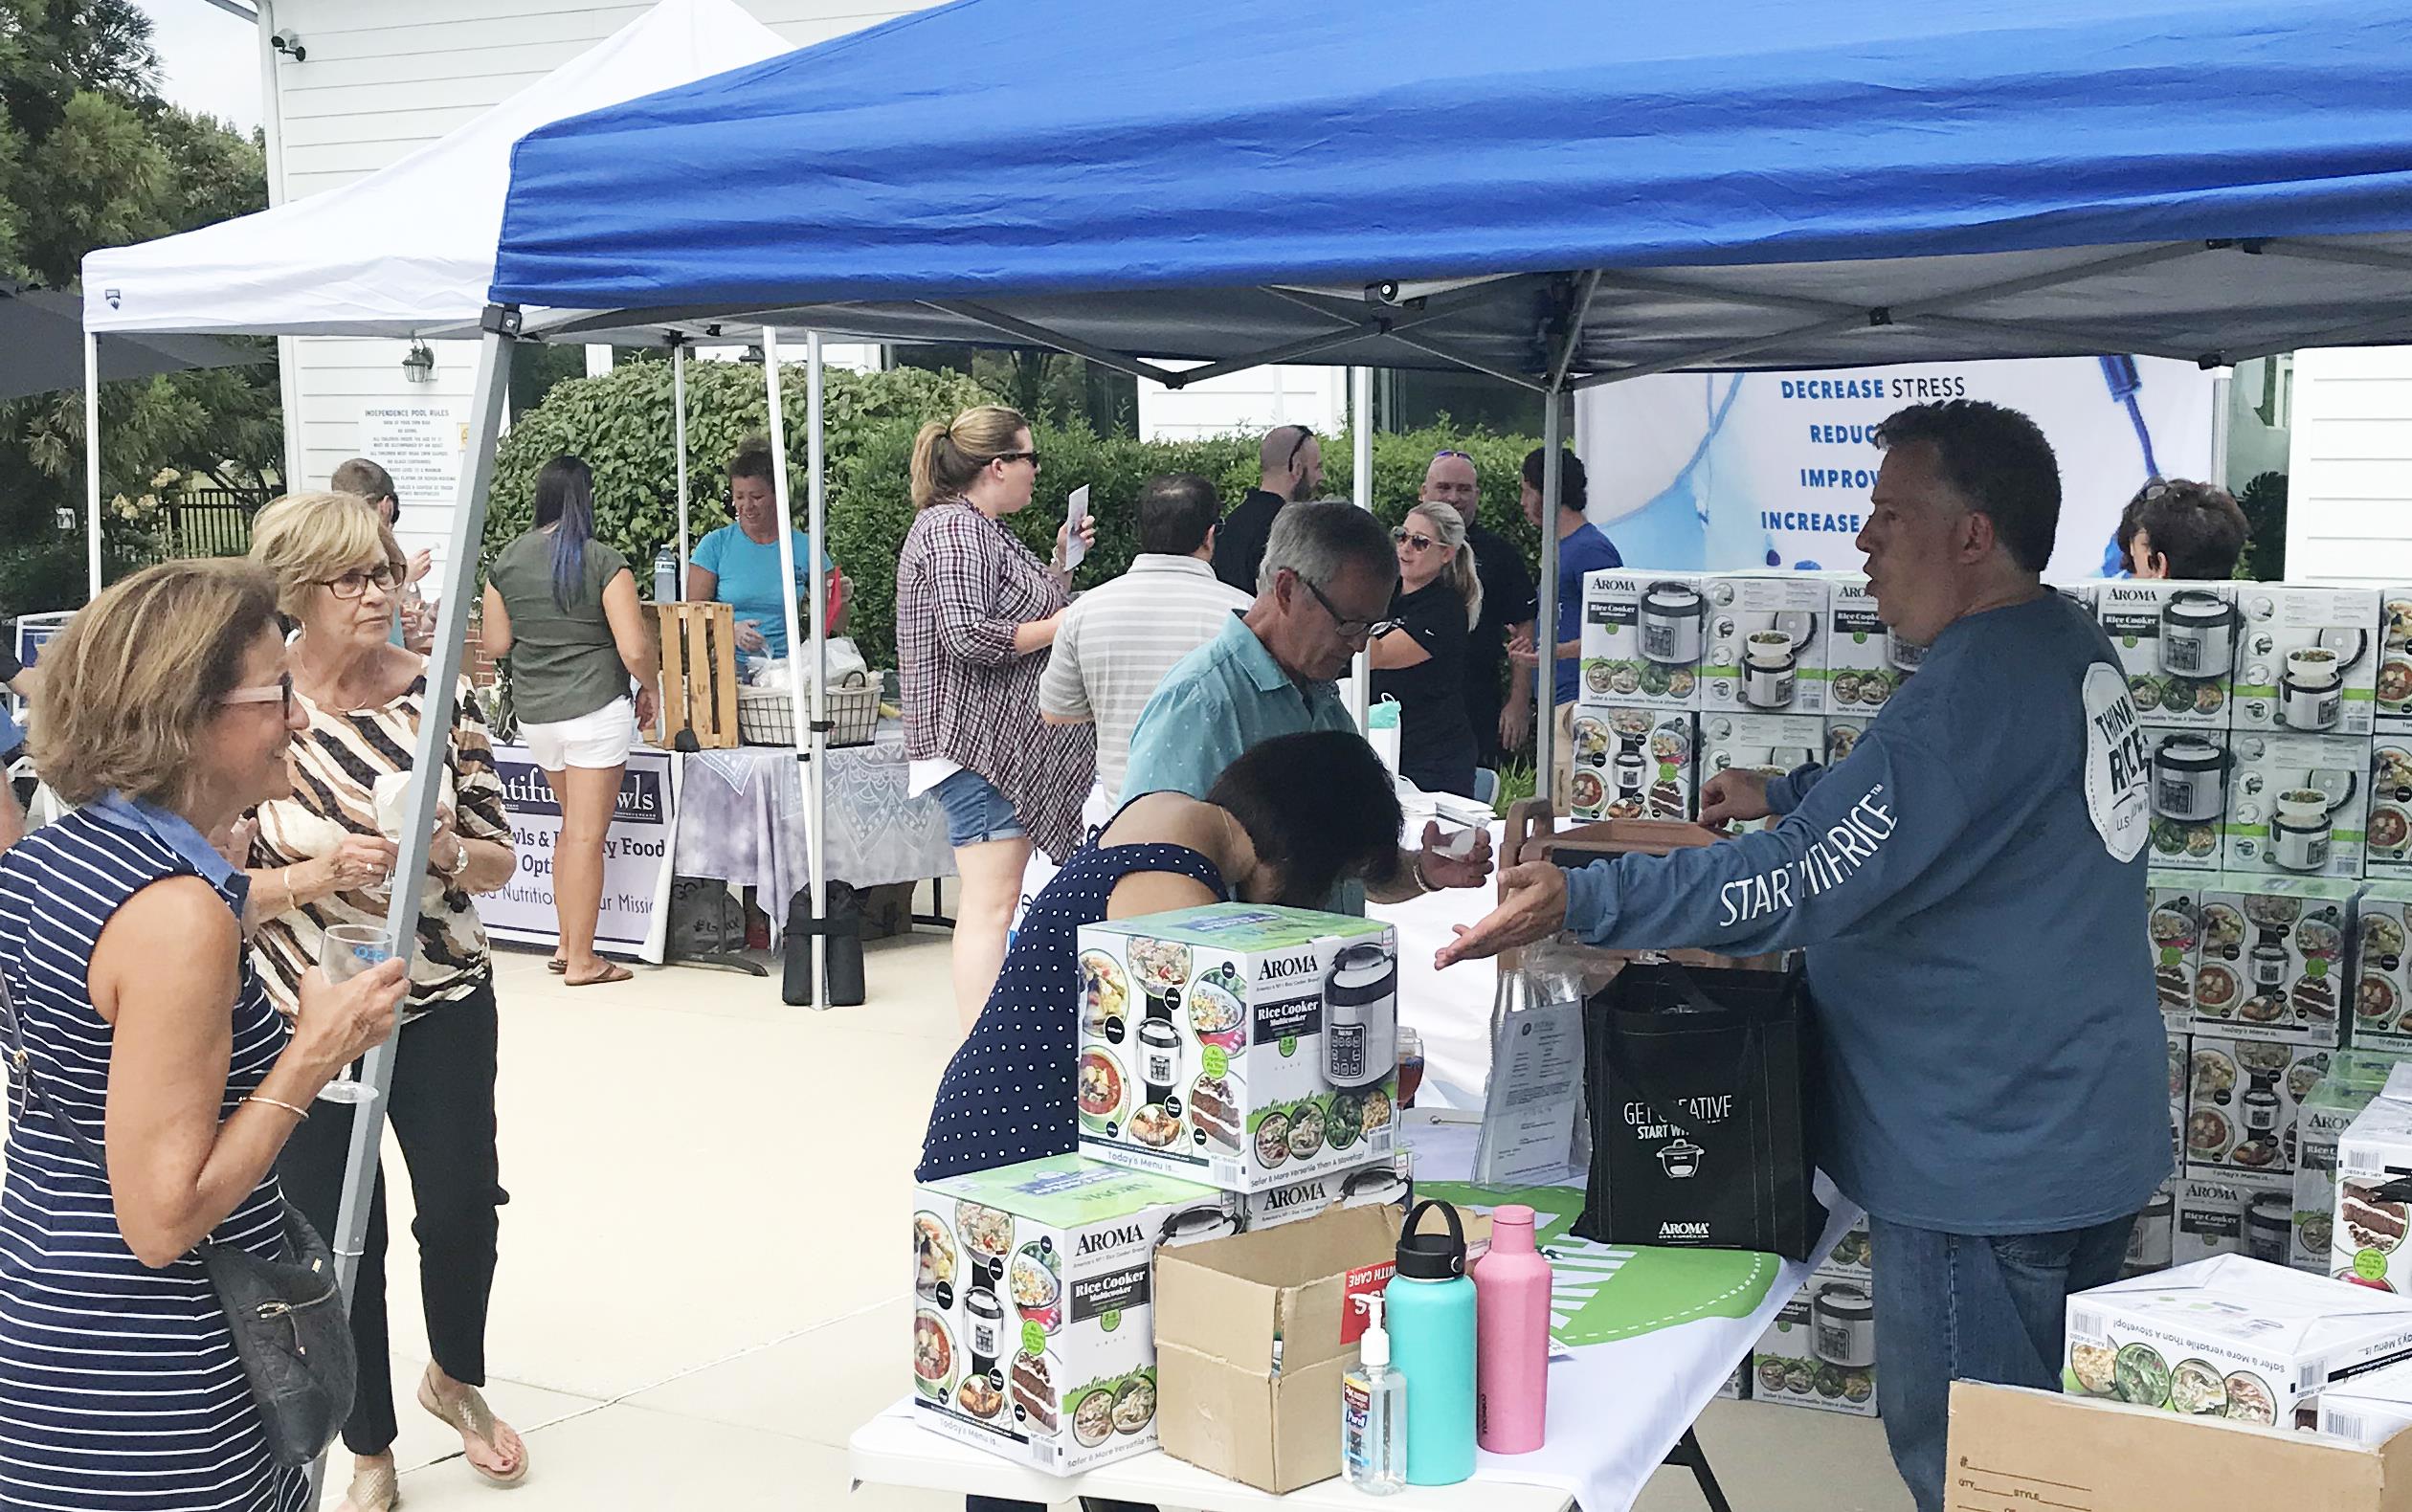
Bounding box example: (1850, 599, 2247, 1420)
(1473, 1204, 1551, 1454)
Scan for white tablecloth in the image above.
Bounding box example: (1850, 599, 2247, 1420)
(1371, 820, 1513, 1111)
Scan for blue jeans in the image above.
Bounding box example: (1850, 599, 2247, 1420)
(934, 767, 1028, 848)
(1868, 1212, 2135, 1512)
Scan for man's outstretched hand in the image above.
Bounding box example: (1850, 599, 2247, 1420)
(1698, 768, 1775, 830)
(1434, 862, 1568, 968)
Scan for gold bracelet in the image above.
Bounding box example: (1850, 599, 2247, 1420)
(243, 1094, 310, 1123)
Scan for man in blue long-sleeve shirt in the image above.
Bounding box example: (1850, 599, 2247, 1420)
(1440, 402, 2166, 1512)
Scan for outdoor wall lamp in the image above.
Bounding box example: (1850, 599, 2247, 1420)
(402, 341, 436, 383)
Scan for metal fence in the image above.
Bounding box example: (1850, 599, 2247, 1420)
(160, 488, 271, 559)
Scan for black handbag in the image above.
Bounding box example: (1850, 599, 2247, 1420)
(0, 973, 355, 1466)
(1574, 958, 1827, 1261)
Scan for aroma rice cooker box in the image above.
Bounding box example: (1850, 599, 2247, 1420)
(1076, 904, 1399, 1193)
(911, 1154, 1217, 1472)
(2357, 883, 2412, 1050)
(2175, 1168, 2294, 1266)
(2166, 1034, 2188, 1165)
(2367, 739, 2412, 878)
(1566, 707, 1695, 821)
(2316, 1358, 2412, 1445)
(1150, 1153, 1410, 1248)
(1698, 712, 1824, 834)
(1701, 573, 1831, 714)
(1753, 1281, 1878, 1416)
(2126, 1183, 2177, 1278)
(2143, 729, 2231, 871)
(1823, 576, 1918, 715)
(2186, 1036, 2331, 1175)
(2149, 877, 2206, 1028)
(2063, 1255, 2412, 1430)
(2334, 1067, 2412, 1294)
(2296, 1054, 2407, 1279)
(2377, 589, 2412, 736)
(2191, 878, 2355, 1045)
(2234, 584, 2382, 736)
(1822, 716, 1867, 768)
(1578, 570, 1704, 710)
(2093, 579, 2240, 729)
(2222, 732, 2370, 879)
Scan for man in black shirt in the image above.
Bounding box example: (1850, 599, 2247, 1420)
(1212, 423, 1325, 592)
(1422, 450, 1536, 767)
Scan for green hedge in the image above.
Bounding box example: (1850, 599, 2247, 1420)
(489, 359, 1545, 667)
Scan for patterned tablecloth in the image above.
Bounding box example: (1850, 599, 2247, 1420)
(672, 720, 955, 912)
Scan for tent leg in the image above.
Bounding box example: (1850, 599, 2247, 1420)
(310, 313, 517, 1498)
(2208, 364, 2234, 490)
(673, 337, 692, 579)
(1349, 366, 1373, 734)
(84, 333, 101, 600)
(757, 327, 825, 1008)
(1536, 397, 1564, 808)
(805, 332, 830, 1007)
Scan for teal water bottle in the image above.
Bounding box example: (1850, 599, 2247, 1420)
(1384, 1200, 1476, 1485)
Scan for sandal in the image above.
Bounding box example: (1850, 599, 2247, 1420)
(340, 1460, 400, 1511)
(563, 962, 633, 987)
(416, 1369, 529, 1487)
(547, 959, 567, 974)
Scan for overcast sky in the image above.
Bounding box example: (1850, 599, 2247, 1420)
(137, 1, 264, 134)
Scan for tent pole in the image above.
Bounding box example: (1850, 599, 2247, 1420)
(1350, 366, 1373, 735)
(1536, 397, 1564, 810)
(2209, 365, 2234, 491)
(312, 311, 518, 1497)
(757, 327, 820, 1006)
(83, 333, 101, 599)
(804, 330, 830, 1007)
(673, 336, 692, 580)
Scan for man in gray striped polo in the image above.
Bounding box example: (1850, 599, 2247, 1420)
(1040, 473, 1251, 824)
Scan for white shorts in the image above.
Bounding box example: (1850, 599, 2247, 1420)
(521, 697, 636, 771)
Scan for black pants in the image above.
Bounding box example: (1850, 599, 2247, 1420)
(279, 979, 506, 1456)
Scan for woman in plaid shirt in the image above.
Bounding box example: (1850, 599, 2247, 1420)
(898, 405, 1097, 1032)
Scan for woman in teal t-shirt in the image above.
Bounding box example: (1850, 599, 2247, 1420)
(685, 438, 848, 661)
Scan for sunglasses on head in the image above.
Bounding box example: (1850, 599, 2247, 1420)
(1433, 449, 1473, 462)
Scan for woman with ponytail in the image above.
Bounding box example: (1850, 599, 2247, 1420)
(896, 404, 1097, 1032)
(481, 454, 659, 986)
(1370, 500, 1485, 797)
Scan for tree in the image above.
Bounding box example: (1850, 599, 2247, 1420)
(0, 0, 282, 609)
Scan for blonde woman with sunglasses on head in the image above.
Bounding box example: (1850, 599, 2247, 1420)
(1369, 501, 1485, 797)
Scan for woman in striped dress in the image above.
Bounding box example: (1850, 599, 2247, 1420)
(0, 560, 407, 1511)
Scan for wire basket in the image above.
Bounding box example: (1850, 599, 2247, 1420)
(736, 680, 879, 748)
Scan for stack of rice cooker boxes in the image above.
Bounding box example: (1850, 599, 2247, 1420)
(1821, 575, 1907, 775)
(1573, 571, 1701, 822)
(910, 1155, 1217, 1471)
(1696, 712, 1825, 834)
(1699, 573, 1830, 715)
(1075, 903, 1402, 1196)
(2061, 1254, 2412, 1430)
(1752, 1224, 1877, 1417)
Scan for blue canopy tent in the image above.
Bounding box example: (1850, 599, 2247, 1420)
(344, 4, 2412, 1438)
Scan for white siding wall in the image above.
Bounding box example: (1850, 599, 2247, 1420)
(1135, 364, 1350, 444)
(2286, 346, 2412, 585)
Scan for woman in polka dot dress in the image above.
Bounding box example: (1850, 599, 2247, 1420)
(918, 730, 1407, 1184)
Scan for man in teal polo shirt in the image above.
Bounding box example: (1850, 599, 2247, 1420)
(1124, 500, 1494, 911)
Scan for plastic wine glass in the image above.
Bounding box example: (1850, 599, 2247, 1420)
(315, 923, 396, 1106)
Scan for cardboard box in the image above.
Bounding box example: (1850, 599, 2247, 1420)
(2377, 589, 2412, 736)
(911, 1155, 1219, 1473)
(2298, 1055, 2411, 1279)
(2094, 578, 2240, 729)
(1566, 706, 1695, 821)
(1577, 570, 1705, 709)
(2371, 741, 2412, 878)
(2064, 1254, 2412, 1430)
(2235, 584, 2382, 736)
(2335, 1067, 2412, 1294)
(2186, 1037, 2334, 1175)
(2223, 733, 2371, 878)
(2193, 877, 2356, 1042)
(1822, 714, 1867, 767)
(2175, 1167, 2295, 1265)
(1752, 1279, 1879, 1415)
(1697, 711, 1824, 834)
(2319, 1358, 2412, 1445)
(1151, 1203, 1403, 1493)
(2125, 1182, 2177, 1278)
(2359, 885, 2412, 1049)
(1949, 1380, 2412, 1512)
(2151, 876, 2209, 1028)
(1715, 1356, 1753, 1401)
(1700, 573, 1832, 714)
(1150, 1153, 1410, 1248)
(1076, 904, 1399, 1193)
(2143, 727, 2231, 870)
(2167, 1034, 2189, 1167)
(1824, 575, 1918, 714)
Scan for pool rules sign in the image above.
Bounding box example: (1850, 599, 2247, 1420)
(473, 744, 677, 963)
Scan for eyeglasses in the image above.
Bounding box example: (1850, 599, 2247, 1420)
(220, 672, 295, 718)
(1390, 527, 1439, 553)
(1284, 426, 1315, 471)
(322, 564, 399, 599)
(993, 450, 1040, 468)
(1297, 574, 1380, 642)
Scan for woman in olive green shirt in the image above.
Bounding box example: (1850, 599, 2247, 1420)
(480, 455, 658, 986)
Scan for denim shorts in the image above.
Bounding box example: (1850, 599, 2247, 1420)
(933, 767, 1028, 848)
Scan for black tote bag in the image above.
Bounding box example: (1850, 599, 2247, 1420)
(1574, 958, 1826, 1261)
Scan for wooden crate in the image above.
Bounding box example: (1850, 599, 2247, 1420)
(650, 602, 739, 750)
(1500, 797, 1788, 989)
